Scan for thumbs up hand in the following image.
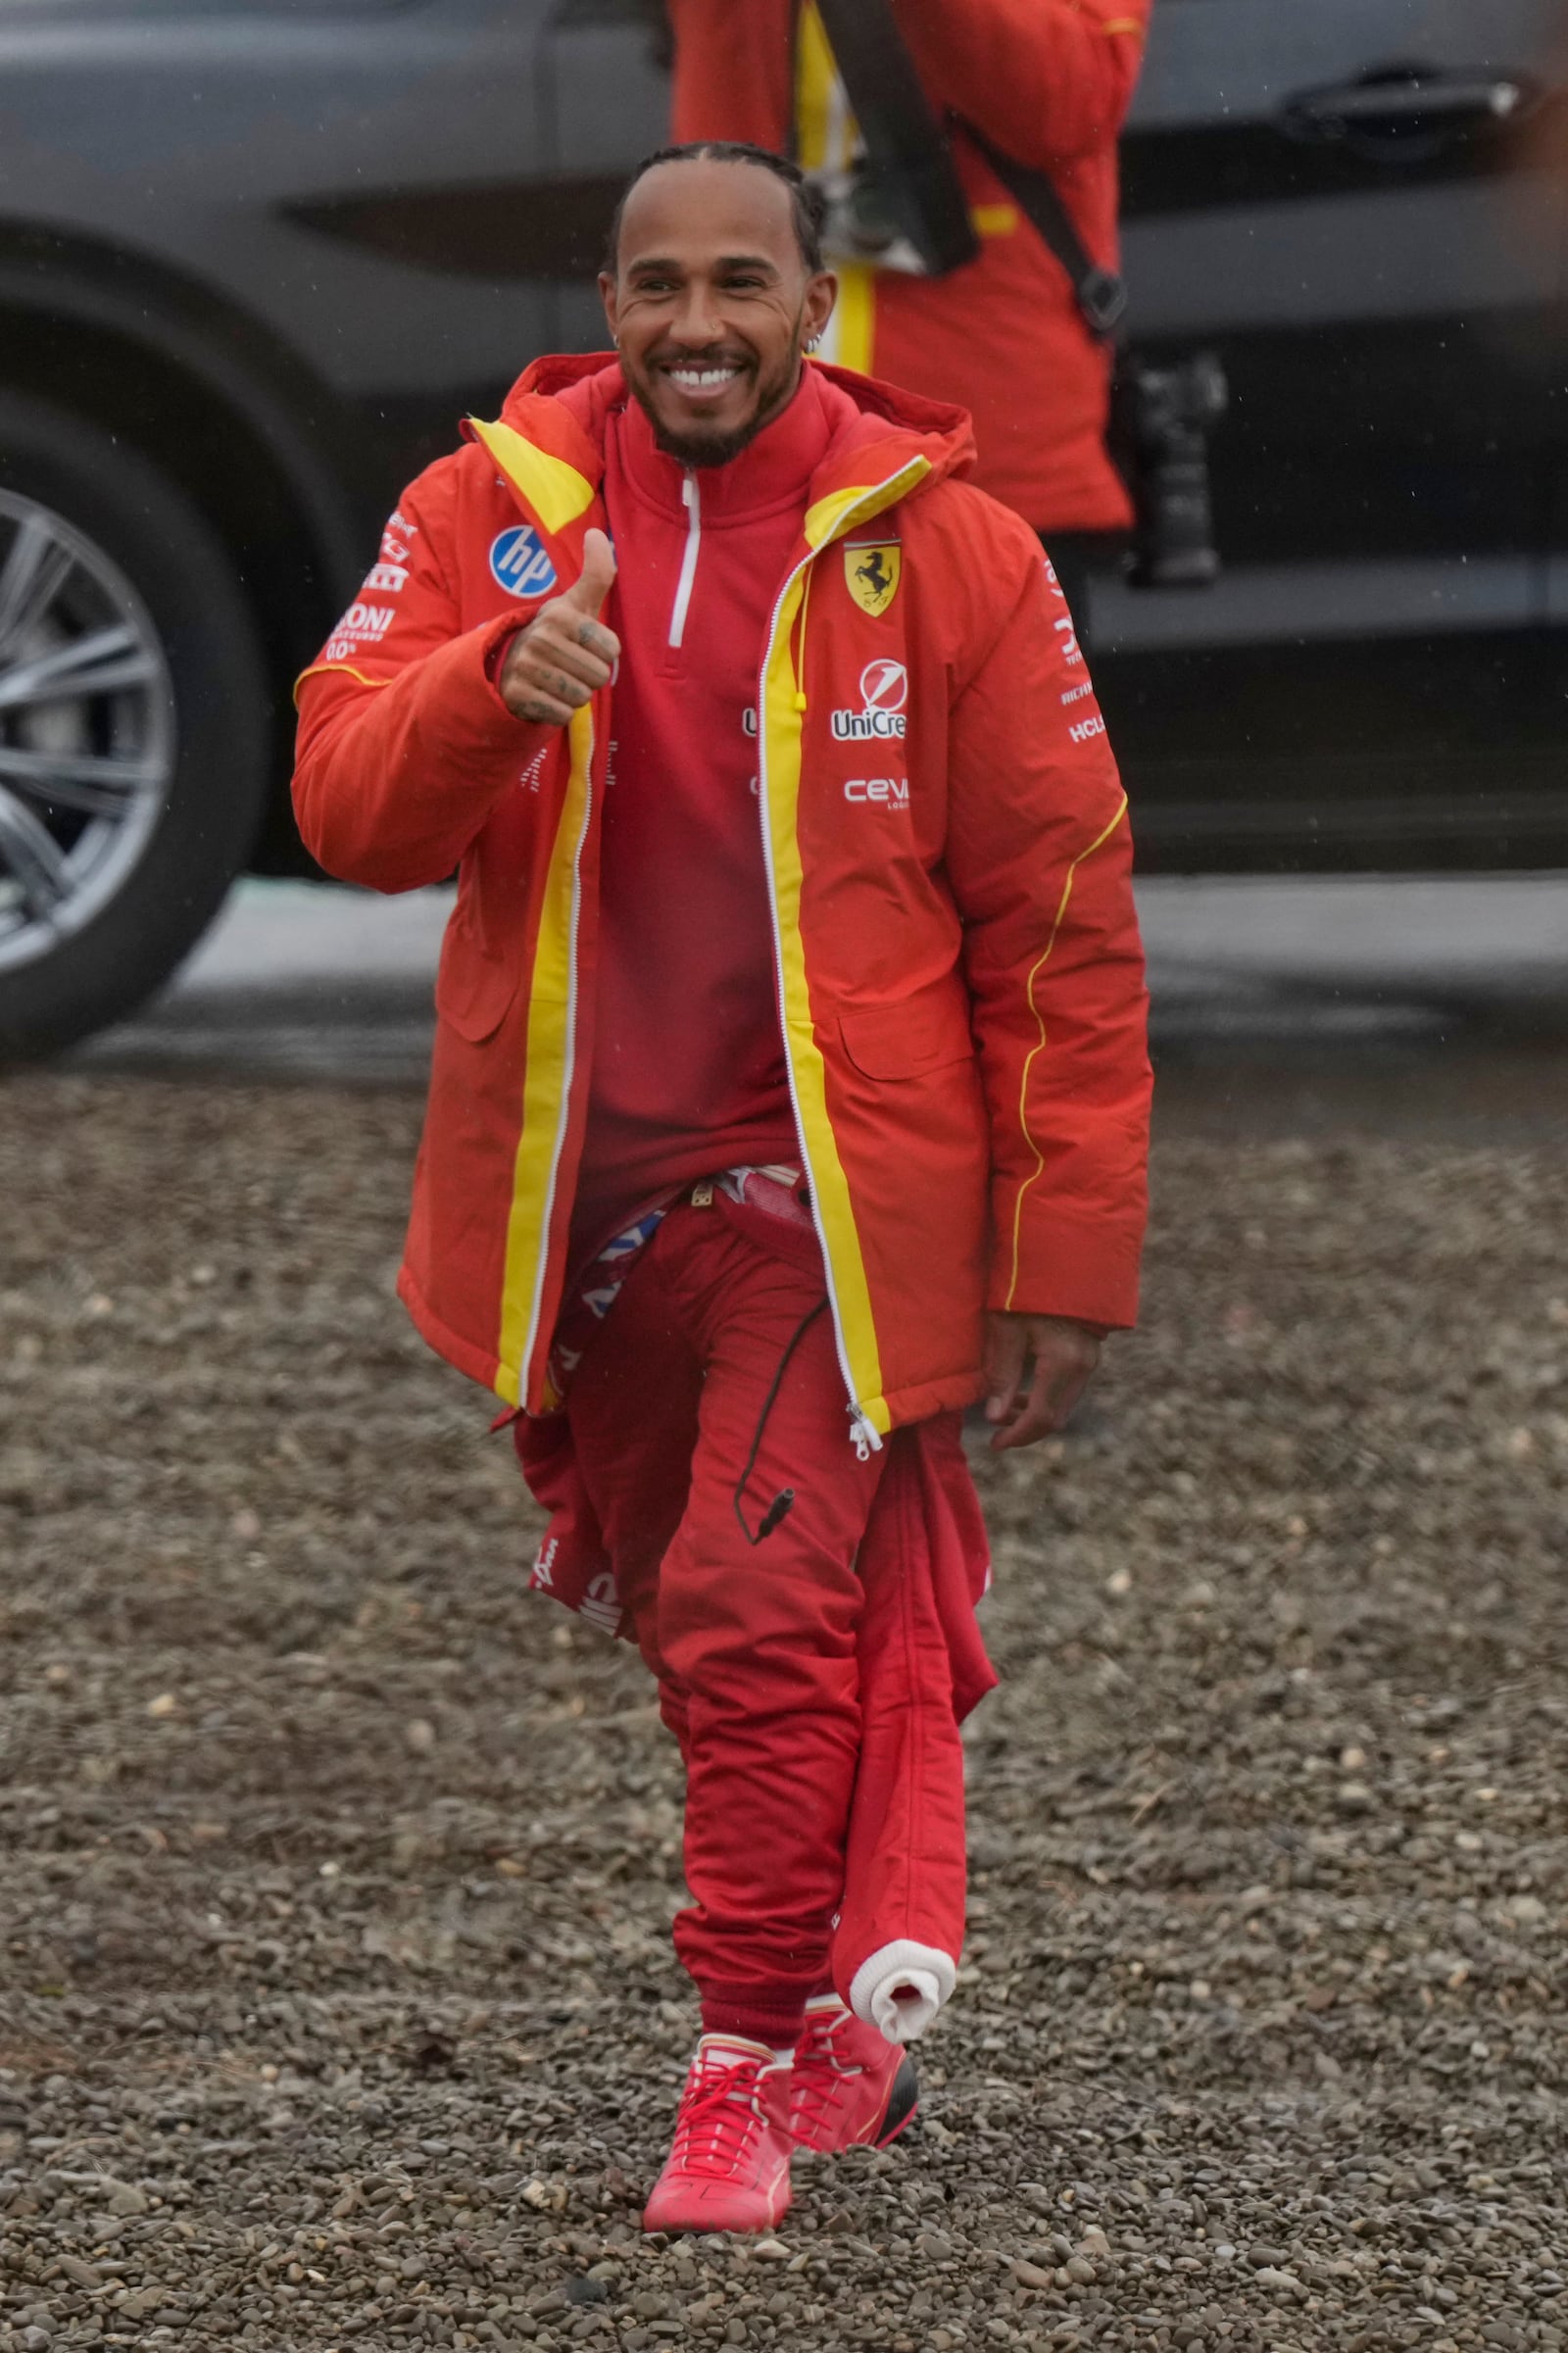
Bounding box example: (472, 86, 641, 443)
(499, 527, 620, 727)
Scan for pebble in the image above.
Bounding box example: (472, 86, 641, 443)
(2, 1090, 1561, 2353)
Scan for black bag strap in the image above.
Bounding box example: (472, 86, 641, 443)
(808, 0, 980, 277)
(958, 119, 1129, 342)
(804, 0, 1127, 334)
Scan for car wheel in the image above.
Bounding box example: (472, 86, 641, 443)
(0, 389, 269, 1059)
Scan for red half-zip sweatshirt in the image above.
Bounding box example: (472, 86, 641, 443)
(568, 366, 853, 1234)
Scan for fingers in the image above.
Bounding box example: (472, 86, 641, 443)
(522, 630, 607, 691)
(561, 525, 617, 620)
(524, 605, 620, 692)
(562, 530, 622, 667)
(983, 1317, 1028, 1430)
(986, 1317, 1102, 1452)
(497, 528, 622, 728)
(498, 613, 617, 722)
(497, 632, 599, 725)
(506, 684, 582, 728)
(989, 1348, 1086, 1450)
(572, 613, 621, 664)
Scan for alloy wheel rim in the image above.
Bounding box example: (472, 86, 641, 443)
(0, 486, 176, 976)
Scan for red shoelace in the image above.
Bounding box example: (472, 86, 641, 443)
(789, 2010, 863, 2142)
(672, 2054, 776, 2179)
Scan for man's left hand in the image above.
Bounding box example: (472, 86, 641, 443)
(983, 1312, 1105, 1451)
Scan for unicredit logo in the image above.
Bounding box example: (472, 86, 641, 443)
(860, 659, 907, 713)
(832, 659, 909, 742)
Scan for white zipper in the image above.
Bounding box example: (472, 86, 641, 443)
(757, 546, 864, 1444)
(753, 463, 925, 1453)
(668, 470, 701, 649)
(849, 1414, 879, 1462)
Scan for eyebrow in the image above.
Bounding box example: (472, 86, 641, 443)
(625, 252, 783, 276)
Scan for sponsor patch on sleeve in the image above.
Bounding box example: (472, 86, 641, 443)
(489, 524, 559, 600)
(321, 599, 397, 665)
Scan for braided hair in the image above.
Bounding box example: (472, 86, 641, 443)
(604, 141, 828, 275)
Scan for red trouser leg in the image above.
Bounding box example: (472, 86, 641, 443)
(566, 1201, 885, 2048)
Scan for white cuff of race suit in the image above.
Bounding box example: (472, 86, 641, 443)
(848, 1940, 958, 2044)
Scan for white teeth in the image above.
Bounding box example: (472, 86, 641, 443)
(668, 367, 740, 389)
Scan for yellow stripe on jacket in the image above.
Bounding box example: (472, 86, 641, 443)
(495, 705, 596, 1405)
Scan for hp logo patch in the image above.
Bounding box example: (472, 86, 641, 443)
(489, 525, 558, 600)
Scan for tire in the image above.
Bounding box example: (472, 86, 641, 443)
(0, 390, 269, 1059)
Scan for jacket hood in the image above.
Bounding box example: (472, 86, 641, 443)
(478, 350, 977, 516)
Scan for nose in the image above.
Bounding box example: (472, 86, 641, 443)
(665, 281, 728, 348)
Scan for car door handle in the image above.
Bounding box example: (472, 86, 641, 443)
(1282, 66, 1533, 155)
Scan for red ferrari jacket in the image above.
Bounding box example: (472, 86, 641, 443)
(668, 0, 1152, 532)
(292, 354, 1151, 1441)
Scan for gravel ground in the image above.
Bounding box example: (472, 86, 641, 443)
(1, 1073, 1564, 2353)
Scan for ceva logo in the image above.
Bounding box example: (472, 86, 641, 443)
(489, 524, 558, 600)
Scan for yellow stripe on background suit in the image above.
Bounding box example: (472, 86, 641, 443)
(795, 1, 876, 372)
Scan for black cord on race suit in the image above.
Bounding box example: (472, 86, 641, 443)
(732, 1299, 829, 1546)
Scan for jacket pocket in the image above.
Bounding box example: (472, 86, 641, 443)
(838, 979, 975, 1081)
(434, 918, 518, 1044)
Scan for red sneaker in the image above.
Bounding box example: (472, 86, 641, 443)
(788, 1995, 920, 2154)
(643, 2035, 795, 2233)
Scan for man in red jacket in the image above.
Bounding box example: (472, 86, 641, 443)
(664, 0, 1153, 632)
(294, 145, 1150, 2233)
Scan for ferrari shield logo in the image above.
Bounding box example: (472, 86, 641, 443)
(845, 540, 902, 616)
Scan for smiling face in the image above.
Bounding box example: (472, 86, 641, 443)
(600, 158, 838, 468)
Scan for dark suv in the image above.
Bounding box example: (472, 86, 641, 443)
(1, 0, 1564, 1054)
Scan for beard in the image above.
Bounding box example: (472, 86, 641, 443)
(632, 333, 807, 470)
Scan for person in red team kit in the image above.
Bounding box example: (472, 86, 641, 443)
(293, 146, 1151, 2233)
(663, 0, 1153, 628)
